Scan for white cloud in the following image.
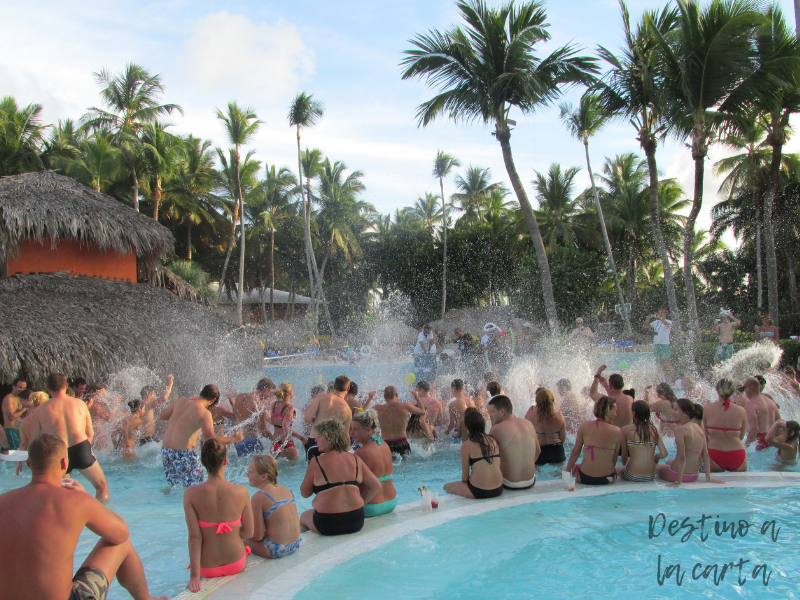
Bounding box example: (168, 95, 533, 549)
(180, 11, 315, 104)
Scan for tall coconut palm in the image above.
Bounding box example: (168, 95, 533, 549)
(411, 192, 443, 237)
(288, 93, 329, 334)
(401, 0, 598, 333)
(452, 166, 504, 223)
(40, 119, 82, 172)
(140, 121, 184, 221)
(433, 150, 460, 317)
(215, 102, 261, 326)
(560, 92, 631, 332)
(0, 96, 46, 176)
(66, 132, 120, 192)
(597, 2, 681, 325)
(81, 64, 182, 212)
(652, 0, 764, 334)
(532, 163, 584, 250)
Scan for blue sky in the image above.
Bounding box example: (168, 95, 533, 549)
(2, 0, 797, 244)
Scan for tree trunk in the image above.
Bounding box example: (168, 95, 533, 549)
(187, 222, 192, 260)
(297, 126, 319, 333)
(235, 149, 246, 327)
(787, 248, 799, 313)
(642, 132, 680, 326)
(764, 126, 783, 326)
(495, 122, 560, 334)
(440, 177, 448, 319)
(682, 139, 705, 335)
(795, 0, 800, 36)
(270, 229, 275, 321)
(627, 243, 636, 314)
(585, 140, 631, 333)
(755, 192, 763, 314)
(287, 261, 296, 322)
(217, 199, 240, 300)
(132, 164, 139, 212)
(153, 175, 162, 221)
(259, 266, 266, 324)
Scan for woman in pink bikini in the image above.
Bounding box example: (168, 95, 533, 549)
(703, 378, 749, 472)
(657, 399, 724, 486)
(646, 383, 681, 438)
(184, 439, 254, 592)
(565, 396, 626, 485)
(270, 383, 305, 460)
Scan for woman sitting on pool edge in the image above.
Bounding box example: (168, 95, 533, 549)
(616, 400, 667, 482)
(703, 378, 748, 472)
(183, 439, 254, 592)
(765, 419, 800, 464)
(656, 399, 724, 487)
(565, 396, 625, 485)
(444, 407, 503, 499)
(246, 454, 301, 558)
(351, 409, 397, 517)
(300, 419, 381, 535)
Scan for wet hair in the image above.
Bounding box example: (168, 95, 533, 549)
(535, 388, 555, 419)
(72, 377, 87, 388)
(352, 408, 379, 430)
(27, 434, 66, 474)
(251, 454, 278, 483)
(127, 399, 143, 413)
(451, 379, 464, 393)
(334, 375, 351, 393)
(623, 388, 636, 400)
(199, 384, 220, 408)
(692, 402, 704, 421)
(785, 421, 800, 443)
(556, 378, 571, 392)
(486, 381, 503, 397)
(593, 396, 617, 421)
(200, 438, 227, 474)
(46, 373, 68, 392)
(416, 380, 430, 392)
(464, 407, 496, 464)
(716, 378, 736, 398)
(29, 391, 49, 407)
(488, 394, 513, 415)
(314, 419, 350, 452)
(384, 385, 397, 400)
(12, 378, 25, 386)
(274, 382, 293, 401)
(18, 389, 31, 401)
(310, 385, 326, 398)
(608, 374, 624, 390)
(348, 382, 358, 396)
(656, 383, 677, 404)
(140, 385, 156, 399)
(256, 378, 276, 393)
(754, 375, 767, 389)
(676, 398, 702, 421)
(631, 401, 656, 445)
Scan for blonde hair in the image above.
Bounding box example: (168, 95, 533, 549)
(352, 408, 378, 430)
(251, 454, 278, 483)
(29, 391, 49, 407)
(274, 382, 293, 401)
(716, 378, 736, 398)
(315, 419, 350, 452)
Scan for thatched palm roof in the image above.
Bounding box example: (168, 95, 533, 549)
(0, 273, 260, 388)
(0, 171, 173, 267)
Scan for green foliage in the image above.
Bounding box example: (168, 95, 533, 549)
(779, 339, 800, 369)
(167, 259, 213, 297)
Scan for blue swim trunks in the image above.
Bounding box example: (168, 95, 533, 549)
(161, 447, 206, 487)
(3, 428, 20, 450)
(235, 436, 264, 456)
(264, 536, 301, 558)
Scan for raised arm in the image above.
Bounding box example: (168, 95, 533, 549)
(149, 374, 174, 409)
(589, 365, 607, 402)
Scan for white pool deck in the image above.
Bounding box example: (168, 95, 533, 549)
(174, 471, 800, 600)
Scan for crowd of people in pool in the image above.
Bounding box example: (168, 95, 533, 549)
(2, 351, 800, 599)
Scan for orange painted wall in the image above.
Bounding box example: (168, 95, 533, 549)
(7, 237, 137, 281)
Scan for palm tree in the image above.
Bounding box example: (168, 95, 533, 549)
(66, 132, 120, 192)
(0, 96, 46, 176)
(532, 163, 583, 250)
(597, 2, 681, 326)
(140, 121, 184, 221)
(560, 92, 631, 333)
(401, 0, 598, 333)
(452, 166, 504, 223)
(81, 64, 182, 212)
(652, 0, 764, 334)
(411, 192, 443, 237)
(288, 93, 328, 334)
(215, 102, 261, 326)
(40, 119, 81, 172)
(433, 151, 460, 317)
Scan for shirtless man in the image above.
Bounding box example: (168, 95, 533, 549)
(415, 381, 443, 427)
(487, 395, 539, 489)
(117, 400, 146, 459)
(70, 378, 88, 399)
(231, 377, 274, 456)
(0, 434, 166, 600)
(136, 375, 175, 445)
(344, 381, 363, 413)
(556, 378, 584, 432)
(159, 384, 243, 487)
(446, 379, 475, 441)
(18, 373, 109, 502)
(569, 317, 595, 351)
(303, 375, 353, 461)
(590, 365, 634, 428)
(743, 377, 781, 450)
(714, 311, 741, 363)
(2, 378, 27, 449)
(365, 386, 425, 456)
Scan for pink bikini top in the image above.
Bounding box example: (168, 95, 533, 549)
(198, 518, 241, 534)
(584, 419, 616, 460)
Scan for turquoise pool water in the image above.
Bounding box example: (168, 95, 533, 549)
(295, 486, 800, 600)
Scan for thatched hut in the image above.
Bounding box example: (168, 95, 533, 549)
(0, 170, 172, 281)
